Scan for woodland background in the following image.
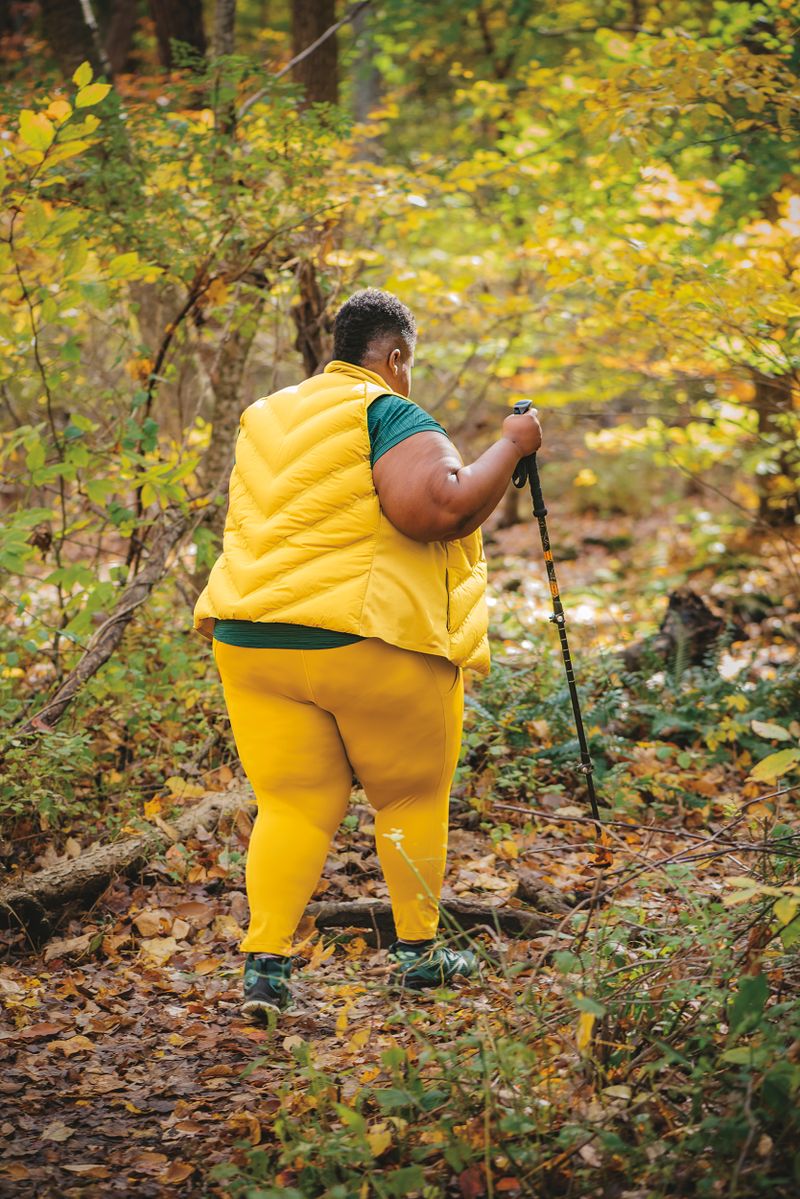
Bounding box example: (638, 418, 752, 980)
(1, 1, 799, 1196)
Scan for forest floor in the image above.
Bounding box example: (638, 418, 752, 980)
(2, 504, 799, 1198)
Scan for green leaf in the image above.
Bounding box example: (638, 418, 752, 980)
(384, 1166, 425, 1196)
(19, 110, 55, 151)
(729, 973, 768, 1041)
(751, 719, 792, 741)
(780, 920, 800, 951)
(72, 61, 93, 88)
(749, 748, 800, 783)
(75, 83, 111, 109)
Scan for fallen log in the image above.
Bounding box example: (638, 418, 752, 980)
(307, 895, 562, 947)
(3, 788, 573, 947)
(0, 787, 254, 934)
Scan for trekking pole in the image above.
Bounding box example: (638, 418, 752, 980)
(511, 400, 602, 828)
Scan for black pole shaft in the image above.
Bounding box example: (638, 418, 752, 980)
(510, 399, 601, 824)
(525, 455, 600, 823)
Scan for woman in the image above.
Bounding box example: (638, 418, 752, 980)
(193, 288, 542, 1017)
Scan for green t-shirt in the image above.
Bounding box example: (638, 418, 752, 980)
(213, 393, 447, 649)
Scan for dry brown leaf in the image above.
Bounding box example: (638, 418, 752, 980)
(160, 1161, 195, 1183)
(43, 933, 92, 962)
(139, 936, 177, 965)
(133, 909, 172, 937)
(48, 1035, 94, 1056)
(41, 1120, 76, 1142)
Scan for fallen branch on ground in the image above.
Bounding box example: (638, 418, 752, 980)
(0, 787, 253, 934)
(307, 893, 565, 947)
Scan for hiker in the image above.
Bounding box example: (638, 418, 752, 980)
(193, 288, 542, 1016)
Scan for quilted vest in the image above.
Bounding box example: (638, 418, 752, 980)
(192, 360, 490, 675)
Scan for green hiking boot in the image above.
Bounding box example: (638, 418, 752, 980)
(388, 940, 478, 991)
(242, 953, 292, 1018)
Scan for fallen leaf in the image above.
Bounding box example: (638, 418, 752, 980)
(139, 936, 177, 965)
(44, 933, 93, 962)
(42, 1120, 76, 1142)
(63, 1165, 110, 1179)
(17, 1022, 64, 1040)
(48, 1035, 94, 1056)
(133, 909, 172, 937)
(160, 1161, 195, 1183)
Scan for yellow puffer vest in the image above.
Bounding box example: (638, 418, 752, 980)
(192, 361, 490, 675)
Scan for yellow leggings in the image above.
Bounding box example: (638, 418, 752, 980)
(212, 637, 464, 955)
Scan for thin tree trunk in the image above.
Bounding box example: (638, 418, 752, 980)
(191, 295, 263, 594)
(753, 371, 800, 526)
(291, 0, 338, 105)
(291, 258, 331, 375)
(39, 0, 99, 75)
(352, 1, 381, 160)
(105, 0, 138, 75)
(149, 0, 206, 68)
(213, 0, 236, 56)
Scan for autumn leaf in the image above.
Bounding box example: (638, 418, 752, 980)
(577, 1010, 596, 1052)
(19, 110, 55, 151)
(75, 83, 111, 109)
(749, 748, 800, 783)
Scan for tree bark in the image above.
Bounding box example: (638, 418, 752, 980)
(752, 371, 800, 527)
(191, 295, 263, 594)
(105, 0, 138, 75)
(213, 0, 236, 57)
(149, 0, 206, 68)
(352, 1, 381, 160)
(620, 587, 743, 674)
(0, 788, 253, 935)
(291, 0, 338, 105)
(39, 0, 99, 75)
(291, 258, 331, 375)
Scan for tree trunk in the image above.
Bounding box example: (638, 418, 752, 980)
(307, 897, 559, 947)
(213, 0, 236, 56)
(39, 0, 99, 75)
(105, 0, 138, 75)
(291, 0, 338, 106)
(191, 295, 263, 594)
(149, 0, 206, 68)
(752, 371, 800, 527)
(291, 258, 331, 375)
(352, 2, 381, 160)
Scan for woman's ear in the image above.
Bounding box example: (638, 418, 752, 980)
(389, 348, 401, 376)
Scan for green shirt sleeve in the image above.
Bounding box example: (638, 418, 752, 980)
(367, 394, 449, 468)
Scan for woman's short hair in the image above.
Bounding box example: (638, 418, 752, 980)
(333, 289, 417, 364)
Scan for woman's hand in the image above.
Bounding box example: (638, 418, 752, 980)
(502, 408, 542, 457)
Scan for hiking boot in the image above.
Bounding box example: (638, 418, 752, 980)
(387, 940, 478, 991)
(242, 953, 292, 1017)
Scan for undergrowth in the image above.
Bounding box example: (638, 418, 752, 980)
(209, 850, 800, 1198)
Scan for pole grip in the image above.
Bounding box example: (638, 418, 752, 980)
(527, 454, 547, 519)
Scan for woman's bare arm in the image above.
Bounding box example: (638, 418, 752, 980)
(371, 410, 542, 542)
